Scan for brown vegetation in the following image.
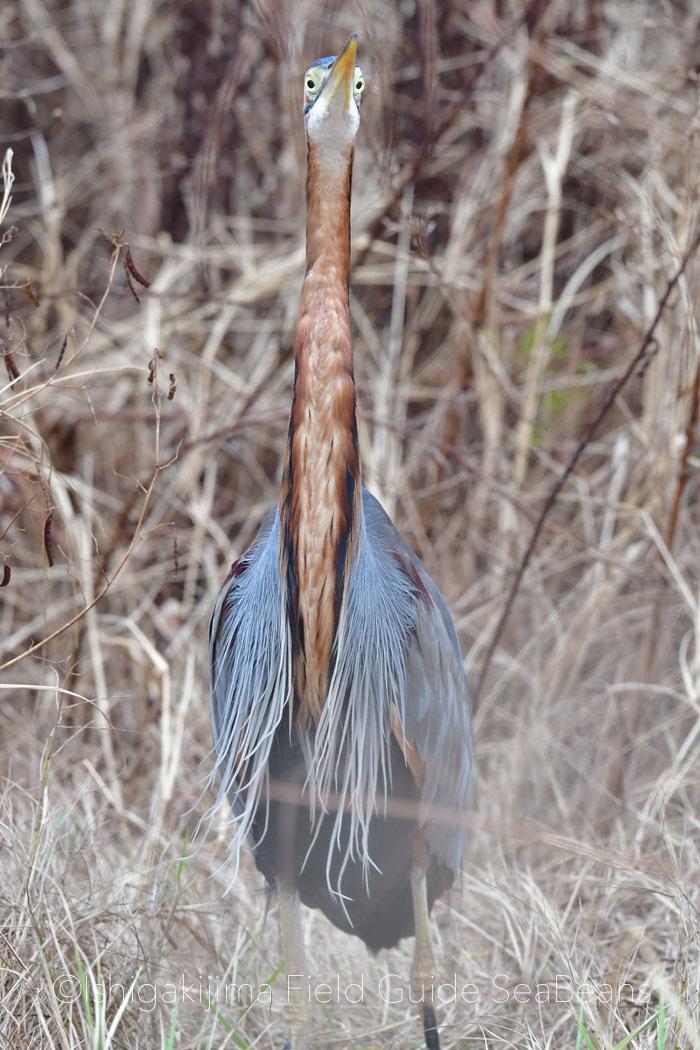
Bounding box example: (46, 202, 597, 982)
(1, 1, 699, 1047)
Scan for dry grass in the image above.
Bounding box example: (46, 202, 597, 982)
(2, 1, 700, 1047)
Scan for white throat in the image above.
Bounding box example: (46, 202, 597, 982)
(306, 97, 359, 174)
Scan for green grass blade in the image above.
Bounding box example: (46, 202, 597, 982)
(164, 1001, 178, 1050)
(613, 1009, 660, 1049)
(235, 960, 284, 1026)
(177, 828, 190, 887)
(657, 999, 666, 1050)
(575, 1002, 598, 1050)
(74, 946, 94, 1037)
(576, 1001, 585, 1050)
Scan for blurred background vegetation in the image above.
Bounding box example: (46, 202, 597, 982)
(1, 1, 699, 1047)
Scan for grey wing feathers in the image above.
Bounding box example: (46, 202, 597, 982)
(209, 507, 291, 854)
(362, 491, 474, 874)
(208, 490, 473, 882)
(209, 506, 279, 746)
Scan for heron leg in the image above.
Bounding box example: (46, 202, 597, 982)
(410, 862, 441, 1050)
(278, 883, 310, 1050)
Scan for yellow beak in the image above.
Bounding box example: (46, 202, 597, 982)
(320, 33, 358, 112)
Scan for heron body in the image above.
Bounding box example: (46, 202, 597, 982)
(210, 34, 473, 1049)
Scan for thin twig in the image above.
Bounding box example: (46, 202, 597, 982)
(0, 464, 161, 672)
(666, 354, 700, 550)
(473, 228, 700, 707)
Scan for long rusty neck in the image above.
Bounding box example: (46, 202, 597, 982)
(280, 138, 361, 722)
(303, 145, 353, 286)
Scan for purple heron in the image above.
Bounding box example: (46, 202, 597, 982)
(209, 34, 473, 1049)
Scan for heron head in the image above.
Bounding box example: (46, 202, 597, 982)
(303, 34, 364, 157)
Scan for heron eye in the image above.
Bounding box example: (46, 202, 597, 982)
(305, 70, 321, 96)
(354, 67, 364, 94)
